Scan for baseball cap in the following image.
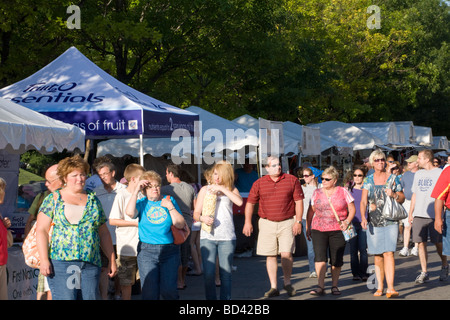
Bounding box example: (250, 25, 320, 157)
(405, 155, 418, 163)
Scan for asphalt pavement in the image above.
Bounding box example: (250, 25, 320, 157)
(175, 242, 449, 301)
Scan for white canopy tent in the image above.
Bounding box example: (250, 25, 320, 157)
(414, 126, 433, 147)
(0, 97, 85, 154)
(433, 136, 449, 151)
(0, 46, 199, 164)
(282, 121, 321, 156)
(232, 114, 301, 155)
(351, 122, 399, 146)
(98, 106, 259, 164)
(392, 121, 416, 146)
(0, 97, 85, 217)
(308, 121, 384, 151)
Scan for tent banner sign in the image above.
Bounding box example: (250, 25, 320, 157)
(41, 110, 143, 137)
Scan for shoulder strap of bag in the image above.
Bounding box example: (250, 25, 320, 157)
(324, 189, 342, 224)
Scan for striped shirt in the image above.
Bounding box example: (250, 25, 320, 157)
(247, 173, 304, 221)
(431, 166, 450, 208)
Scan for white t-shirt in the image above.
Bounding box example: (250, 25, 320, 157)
(200, 194, 236, 241)
(412, 167, 442, 219)
(109, 188, 142, 256)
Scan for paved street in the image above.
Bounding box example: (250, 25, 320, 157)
(176, 242, 449, 301)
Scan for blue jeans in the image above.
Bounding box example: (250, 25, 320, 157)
(302, 219, 315, 273)
(443, 210, 450, 256)
(349, 222, 368, 278)
(200, 239, 236, 300)
(137, 242, 180, 300)
(47, 260, 101, 300)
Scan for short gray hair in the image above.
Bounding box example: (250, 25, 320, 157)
(263, 156, 279, 167)
(322, 166, 339, 181)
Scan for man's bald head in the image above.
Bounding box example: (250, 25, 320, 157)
(45, 164, 63, 192)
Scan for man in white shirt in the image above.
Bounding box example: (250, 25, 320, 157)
(408, 149, 447, 284)
(109, 164, 145, 300)
(94, 161, 126, 299)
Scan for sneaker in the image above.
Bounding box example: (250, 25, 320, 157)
(399, 247, 409, 257)
(439, 265, 449, 281)
(309, 271, 317, 278)
(264, 288, 280, 298)
(415, 272, 429, 284)
(284, 284, 296, 297)
(411, 247, 418, 256)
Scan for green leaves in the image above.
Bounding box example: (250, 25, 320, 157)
(0, 0, 448, 137)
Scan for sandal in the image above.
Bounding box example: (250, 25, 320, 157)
(331, 286, 341, 296)
(386, 290, 399, 298)
(309, 286, 325, 296)
(373, 289, 384, 297)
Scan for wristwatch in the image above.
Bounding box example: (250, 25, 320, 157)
(296, 220, 302, 224)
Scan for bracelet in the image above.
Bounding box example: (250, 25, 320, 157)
(169, 207, 175, 211)
(394, 193, 399, 200)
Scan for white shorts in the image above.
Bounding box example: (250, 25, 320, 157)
(401, 199, 411, 227)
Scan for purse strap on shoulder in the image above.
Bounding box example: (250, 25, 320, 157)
(324, 189, 342, 224)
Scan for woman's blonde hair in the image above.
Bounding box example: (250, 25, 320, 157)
(57, 155, 90, 181)
(0, 177, 6, 203)
(213, 161, 235, 191)
(322, 166, 339, 181)
(204, 167, 214, 185)
(140, 170, 162, 185)
(369, 149, 386, 165)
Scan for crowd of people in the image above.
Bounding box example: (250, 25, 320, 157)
(1, 150, 450, 300)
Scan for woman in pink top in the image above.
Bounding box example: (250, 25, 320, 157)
(306, 166, 355, 296)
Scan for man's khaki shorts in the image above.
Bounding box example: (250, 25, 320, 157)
(257, 217, 296, 256)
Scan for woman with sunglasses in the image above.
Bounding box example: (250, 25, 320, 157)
(306, 166, 355, 296)
(346, 167, 369, 281)
(360, 149, 405, 298)
(126, 170, 185, 300)
(301, 168, 319, 277)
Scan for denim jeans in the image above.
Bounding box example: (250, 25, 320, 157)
(47, 260, 101, 300)
(200, 239, 236, 300)
(349, 222, 368, 277)
(301, 219, 315, 273)
(137, 242, 180, 300)
(443, 210, 450, 256)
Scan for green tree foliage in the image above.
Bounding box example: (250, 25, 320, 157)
(0, 0, 449, 137)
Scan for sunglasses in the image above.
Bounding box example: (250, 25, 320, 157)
(322, 178, 333, 181)
(303, 174, 312, 178)
(353, 174, 364, 177)
(374, 158, 385, 163)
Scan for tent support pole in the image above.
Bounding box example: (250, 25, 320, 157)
(139, 134, 144, 166)
(84, 139, 91, 162)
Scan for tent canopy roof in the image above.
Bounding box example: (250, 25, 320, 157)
(97, 106, 258, 158)
(0, 46, 198, 139)
(0, 97, 85, 154)
(308, 121, 383, 151)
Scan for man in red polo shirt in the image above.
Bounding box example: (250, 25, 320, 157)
(243, 156, 304, 298)
(431, 166, 450, 281)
